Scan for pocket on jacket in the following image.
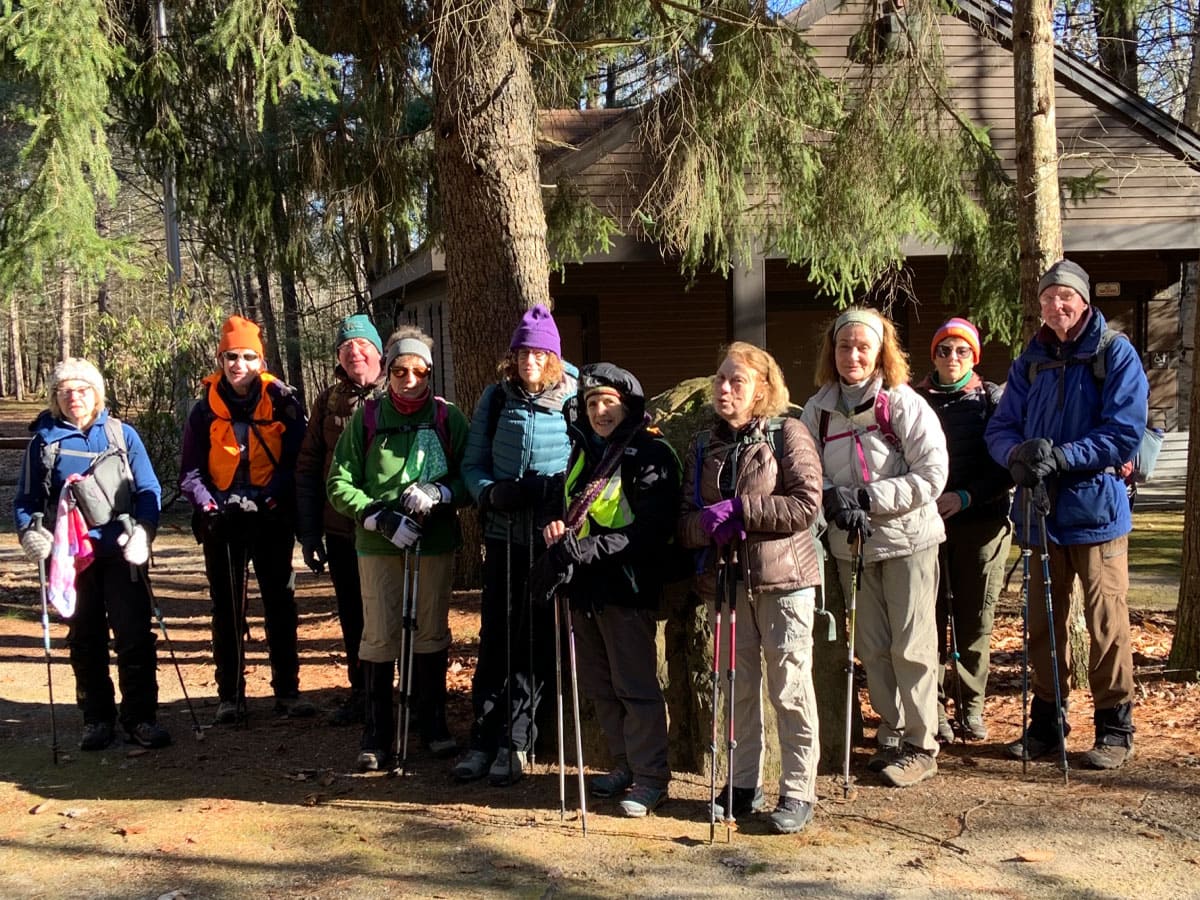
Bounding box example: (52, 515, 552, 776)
(1054, 475, 1119, 532)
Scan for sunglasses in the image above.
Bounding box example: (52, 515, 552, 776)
(390, 365, 430, 380)
(935, 345, 973, 360)
(223, 351, 260, 363)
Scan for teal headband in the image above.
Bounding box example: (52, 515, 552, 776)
(833, 310, 884, 345)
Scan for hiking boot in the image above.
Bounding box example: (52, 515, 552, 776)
(619, 783, 667, 818)
(768, 797, 815, 834)
(127, 721, 172, 749)
(80, 721, 115, 751)
(488, 748, 527, 786)
(936, 718, 955, 744)
(1005, 729, 1064, 762)
(1082, 735, 1134, 770)
(274, 693, 317, 718)
(712, 784, 765, 820)
(328, 691, 364, 726)
(961, 714, 988, 742)
(451, 749, 492, 782)
(213, 700, 246, 725)
(357, 748, 392, 772)
(590, 766, 633, 799)
(867, 744, 901, 772)
(880, 746, 938, 787)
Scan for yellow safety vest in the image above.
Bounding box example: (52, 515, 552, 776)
(564, 452, 634, 536)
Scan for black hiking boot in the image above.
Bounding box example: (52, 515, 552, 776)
(359, 661, 395, 773)
(80, 721, 115, 751)
(415, 650, 457, 758)
(1006, 696, 1070, 762)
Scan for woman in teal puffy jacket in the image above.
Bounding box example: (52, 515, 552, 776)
(455, 305, 576, 785)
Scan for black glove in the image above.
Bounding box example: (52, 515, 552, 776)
(518, 471, 556, 507)
(550, 531, 587, 567)
(528, 551, 574, 608)
(1051, 447, 1069, 474)
(1009, 438, 1054, 488)
(195, 504, 224, 543)
(300, 535, 326, 575)
(482, 479, 524, 513)
(833, 508, 873, 542)
(823, 485, 869, 520)
(1030, 482, 1052, 518)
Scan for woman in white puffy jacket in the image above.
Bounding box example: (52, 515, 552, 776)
(800, 308, 948, 788)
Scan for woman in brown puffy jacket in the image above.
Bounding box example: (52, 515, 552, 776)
(679, 341, 824, 835)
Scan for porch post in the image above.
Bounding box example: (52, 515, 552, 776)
(731, 254, 767, 346)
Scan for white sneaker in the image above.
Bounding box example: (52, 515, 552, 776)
(451, 749, 491, 782)
(488, 748, 527, 786)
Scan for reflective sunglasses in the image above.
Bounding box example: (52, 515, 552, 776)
(390, 365, 430, 380)
(935, 344, 973, 360)
(223, 351, 260, 363)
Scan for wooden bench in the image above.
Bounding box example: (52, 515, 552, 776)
(1151, 430, 1188, 481)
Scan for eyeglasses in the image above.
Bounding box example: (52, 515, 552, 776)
(57, 386, 93, 398)
(390, 365, 430, 380)
(518, 349, 548, 361)
(223, 351, 260, 363)
(935, 345, 974, 360)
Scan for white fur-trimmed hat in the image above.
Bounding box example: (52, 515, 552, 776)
(49, 357, 106, 419)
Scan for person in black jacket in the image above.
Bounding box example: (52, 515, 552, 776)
(533, 363, 682, 818)
(914, 318, 1012, 742)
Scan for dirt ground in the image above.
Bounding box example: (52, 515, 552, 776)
(1, 519, 1199, 900)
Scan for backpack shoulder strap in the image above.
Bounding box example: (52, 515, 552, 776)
(692, 428, 712, 508)
(362, 395, 380, 453)
(1092, 328, 1125, 381)
(104, 417, 127, 454)
(873, 391, 900, 448)
(485, 383, 506, 442)
(432, 395, 457, 473)
(818, 409, 830, 446)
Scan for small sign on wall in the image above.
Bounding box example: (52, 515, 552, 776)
(1094, 282, 1121, 298)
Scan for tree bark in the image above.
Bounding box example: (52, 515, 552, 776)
(432, 0, 551, 418)
(255, 260, 286, 379)
(59, 268, 73, 362)
(1169, 266, 1200, 679)
(1093, 1, 1139, 92)
(1184, 24, 1200, 130)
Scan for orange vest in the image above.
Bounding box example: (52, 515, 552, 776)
(203, 372, 286, 491)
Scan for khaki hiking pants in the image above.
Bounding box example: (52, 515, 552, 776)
(358, 552, 452, 662)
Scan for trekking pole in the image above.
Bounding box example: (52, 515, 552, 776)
(565, 603, 588, 836)
(527, 517, 536, 770)
(1020, 489, 1032, 777)
(724, 541, 738, 844)
(225, 542, 247, 728)
(554, 591, 566, 821)
(842, 533, 862, 799)
(396, 545, 420, 775)
(940, 544, 966, 744)
(505, 519, 514, 785)
(1035, 489, 1070, 785)
(34, 522, 60, 764)
(709, 548, 725, 844)
(135, 560, 204, 742)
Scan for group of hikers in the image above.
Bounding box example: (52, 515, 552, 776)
(14, 257, 1148, 835)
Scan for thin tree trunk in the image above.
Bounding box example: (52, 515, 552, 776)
(8, 298, 23, 401)
(255, 262, 285, 379)
(59, 268, 73, 362)
(1169, 265, 1200, 679)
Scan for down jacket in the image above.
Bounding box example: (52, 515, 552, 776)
(985, 307, 1148, 545)
(800, 378, 948, 564)
(678, 416, 823, 599)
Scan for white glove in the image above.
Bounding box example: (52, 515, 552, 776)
(384, 515, 422, 550)
(20, 525, 53, 562)
(118, 524, 150, 566)
(400, 482, 450, 517)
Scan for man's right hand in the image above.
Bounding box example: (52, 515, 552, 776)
(19, 522, 52, 562)
(1009, 438, 1055, 488)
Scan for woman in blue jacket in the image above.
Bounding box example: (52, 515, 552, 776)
(14, 358, 166, 751)
(456, 305, 576, 784)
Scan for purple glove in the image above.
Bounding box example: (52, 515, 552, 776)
(711, 518, 746, 546)
(699, 498, 743, 539)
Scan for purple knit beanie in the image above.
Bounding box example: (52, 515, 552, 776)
(509, 304, 561, 356)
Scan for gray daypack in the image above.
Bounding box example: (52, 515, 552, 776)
(41, 418, 135, 527)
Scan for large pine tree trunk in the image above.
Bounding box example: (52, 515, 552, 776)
(1169, 270, 1200, 679)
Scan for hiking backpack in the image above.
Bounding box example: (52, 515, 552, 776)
(38, 417, 134, 527)
(362, 393, 456, 472)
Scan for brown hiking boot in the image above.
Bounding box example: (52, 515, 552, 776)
(1082, 737, 1134, 770)
(880, 746, 938, 788)
(867, 744, 901, 772)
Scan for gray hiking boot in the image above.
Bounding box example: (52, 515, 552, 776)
(451, 749, 491, 782)
(213, 700, 246, 725)
(768, 796, 815, 834)
(127, 721, 172, 749)
(936, 717, 955, 744)
(961, 714, 988, 742)
(274, 693, 317, 718)
(619, 783, 667, 818)
(590, 766, 633, 798)
(1082, 735, 1134, 770)
(880, 746, 938, 788)
(867, 744, 901, 772)
(488, 748, 527, 786)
